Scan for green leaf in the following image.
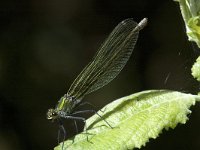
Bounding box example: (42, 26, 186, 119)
(192, 56, 200, 81)
(175, 0, 200, 47)
(54, 90, 200, 150)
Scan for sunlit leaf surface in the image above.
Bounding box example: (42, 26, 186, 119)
(55, 90, 200, 150)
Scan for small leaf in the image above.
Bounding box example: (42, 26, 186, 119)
(192, 56, 200, 81)
(55, 90, 200, 150)
(175, 0, 200, 47)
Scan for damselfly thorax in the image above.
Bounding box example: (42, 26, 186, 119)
(47, 94, 81, 121)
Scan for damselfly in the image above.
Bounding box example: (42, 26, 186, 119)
(47, 17, 147, 142)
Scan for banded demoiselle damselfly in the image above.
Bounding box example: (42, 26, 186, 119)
(47, 18, 147, 146)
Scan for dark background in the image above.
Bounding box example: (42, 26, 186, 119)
(0, 0, 200, 150)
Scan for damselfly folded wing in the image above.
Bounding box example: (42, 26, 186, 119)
(67, 18, 146, 101)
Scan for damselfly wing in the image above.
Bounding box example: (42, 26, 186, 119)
(47, 18, 147, 127)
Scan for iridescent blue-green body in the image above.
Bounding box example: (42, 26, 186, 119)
(47, 94, 78, 120)
(47, 18, 147, 122)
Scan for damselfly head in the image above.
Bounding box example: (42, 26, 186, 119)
(47, 108, 58, 121)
